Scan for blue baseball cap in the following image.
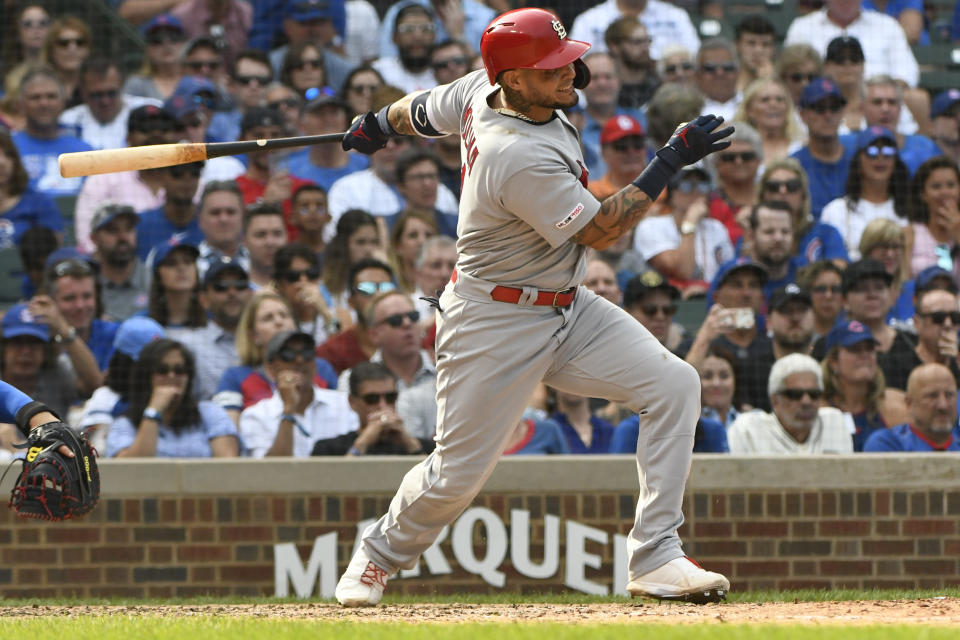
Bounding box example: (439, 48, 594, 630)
(799, 76, 846, 109)
(113, 317, 166, 359)
(288, 0, 339, 21)
(914, 265, 959, 294)
(931, 89, 960, 119)
(141, 13, 184, 36)
(150, 237, 199, 271)
(165, 76, 218, 121)
(825, 319, 878, 351)
(203, 256, 248, 287)
(856, 125, 897, 151)
(1, 304, 50, 342)
(714, 257, 768, 288)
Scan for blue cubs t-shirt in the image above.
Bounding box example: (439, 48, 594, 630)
(0, 189, 63, 249)
(12, 131, 92, 197)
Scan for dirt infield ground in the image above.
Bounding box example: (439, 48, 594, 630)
(3, 599, 960, 625)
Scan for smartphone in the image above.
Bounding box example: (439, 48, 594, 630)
(717, 307, 755, 330)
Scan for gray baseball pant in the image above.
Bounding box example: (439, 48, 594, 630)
(360, 271, 700, 580)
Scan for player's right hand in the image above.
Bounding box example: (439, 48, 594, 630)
(342, 112, 390, 154)
(657, 115, 734, 170)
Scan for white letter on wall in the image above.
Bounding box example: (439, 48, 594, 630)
(451, 507, 507, 587)
(274, 532, 338, 598)
(565, 521, 609, 595)
(510, 509, 560, 579)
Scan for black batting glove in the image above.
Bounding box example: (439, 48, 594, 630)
(342, 106, 400, 154)
(656, 115, 735, 170)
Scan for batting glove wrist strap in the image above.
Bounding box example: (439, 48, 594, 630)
(631, 156, 677, 201)
(14, 401, 59, 438)
(661, 114, 735, 167)
(342, 104, 400, 154)
(375, 105, 400, 138)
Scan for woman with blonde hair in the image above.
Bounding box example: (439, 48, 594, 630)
(734, 78, 803, 165)
(821, 320, 908, 451)
(213, 290, 337, 423)
(858, 218, 913, 325)
(757, 157, 847, 267)
(40, 16, 91, 107)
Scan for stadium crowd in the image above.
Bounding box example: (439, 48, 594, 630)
(1, 0, 960, 460)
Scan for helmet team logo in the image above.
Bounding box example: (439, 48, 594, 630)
(552, 19, 566, 40)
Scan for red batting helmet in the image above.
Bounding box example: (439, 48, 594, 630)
(480, 8, 591, 86)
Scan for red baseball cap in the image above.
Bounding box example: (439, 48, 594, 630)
(600, 115, 645, 145)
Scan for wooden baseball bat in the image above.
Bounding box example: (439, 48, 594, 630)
(58, 132, 348, 178)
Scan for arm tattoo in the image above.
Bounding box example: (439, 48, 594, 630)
(388, 93, 421, 136)
(571, 184, 652, 250)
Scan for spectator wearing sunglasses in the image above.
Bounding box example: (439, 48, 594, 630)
(901, 286, 960, 388)
(3, 3, 51, 72)
(656, 45, 696, 87)
(274, 243, 336, 344)
(861, 76, 938, 174)
(580, 53, 645, 180)
(73, 106, 177, 253)
(269, 2, 352, 95)
(378, 0, 493, 61)
(310, 361, 428, 456)
(89, 204, 149, 322)
(241, 329, 356, 457)
(820, 319, 908, 451)
(107, 338, 240, 457)
(820, 126, 910, 259)
(135, 161, 206, 261)
(164, 76, 225, 145)
(264, 82, 303, 133)
(775, 44, 823, 117)
(196, 180, 250, 278)
(373, 4, 438, 94)
(589, 115, 648, 201)
(12, 67, 92, 199)
(209, 50, 277, 144)
(695, 38, 741, 122)
(285, 94, 369, 193)
(790, 77, 857, 218)
(706, 122, 762, 245)
(339, 66, 385, 119)
(622, 269, 684, 353)
(429, 39, 470, 87)
(125, 14, 188, 102)
(59, 57, 163, 151)
(733, 78, 803, 169)
(168, 257, 251, 401)
(797, 260, 846, 340)
(858, 219, 913, 327)
(635, 167, 734, 294)
(147, 240, 207, 332)
(40, 16, 92, 109)
(728, 353, 853, 454)
(757, 158, 848, 269)
(180, 36, 227, 87)
(864, 363, 960, 452)
(571, 0, 699, 61)
(337, 290, 433, 393)
(317, 258, 397, 374)
(169, 0, 253, 68)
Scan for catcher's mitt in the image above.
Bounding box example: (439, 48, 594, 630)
(6, 420, 100, 521)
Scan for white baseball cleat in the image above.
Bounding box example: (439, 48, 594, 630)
(627, 556, 729, 604)
(335, 547, 391, 607)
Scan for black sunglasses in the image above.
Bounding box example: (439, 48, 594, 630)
(291, 59, 322, 71)
(211, 279, 249, 293)
(764, 179, 803, 194)
(612, 138, 645, 152)
(378, 310, 420, 327)
(674, 180, 711, 195)
(718, 151, 758, 163)
(361, 391, 399, 405)
(664, 62, 694, 74)
(155, 364, 189, 376)
(827, 54, 864, 65)
(808, 101, 844, 114)
(185, 59, 221, 71)
(279, 266, 321, 283)
(267, 97, 301, 110)
(779, 388, 823, 401)
(275, 346, 314, 363)
(921, 311, 960, 325)
(432, 57, 467, 71)
(87, 89, 119, 101)
(641, 303, 677, 317)
(811, 284, 842, 295)
(168, 162, 204, 178)
(700, 62, 737, 74)
(787, 72, 816, 84)
(57, 37, 87, 48)
(234, 74, 272, 86)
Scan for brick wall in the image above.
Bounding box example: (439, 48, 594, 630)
(0, 456, 958, 597)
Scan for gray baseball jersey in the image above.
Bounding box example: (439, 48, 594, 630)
(425, 70, 601, 291)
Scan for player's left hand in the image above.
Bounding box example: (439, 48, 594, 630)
(658, 115, 735, 170)
(342, 111, 393, 155)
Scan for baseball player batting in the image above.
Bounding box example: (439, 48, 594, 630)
(335, 8, 734, 606)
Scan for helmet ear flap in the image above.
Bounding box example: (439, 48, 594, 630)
(573, 58, 590, 89)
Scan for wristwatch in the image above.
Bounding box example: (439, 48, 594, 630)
(54, 327, 77, 344)
(680, 221, 697, 236)
(142, 407, 162, 422)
